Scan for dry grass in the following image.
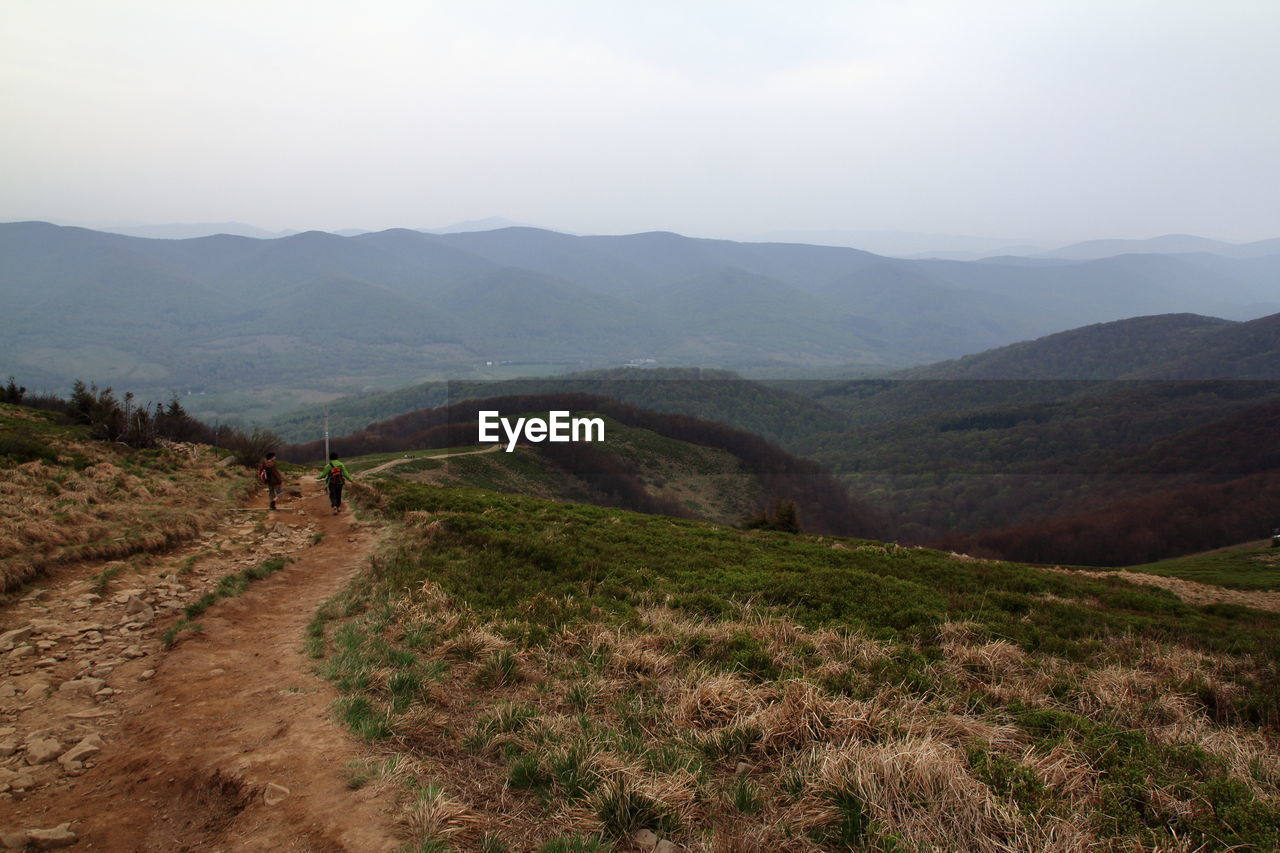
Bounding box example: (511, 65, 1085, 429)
(400, 785, 480, 845)
(802, 735, 1014, 851)
(670, 672, 763, 728)
(317, 574, 1280, 851)
(749, 680, 835, 753)
(0, 439, 245, 591)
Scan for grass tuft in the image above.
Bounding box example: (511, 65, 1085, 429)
(161, 617, 202, 648)
(334, 695, 393, 740)
(593, 778, 679, 840)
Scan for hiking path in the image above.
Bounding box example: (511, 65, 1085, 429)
(1, 479, 404, 851)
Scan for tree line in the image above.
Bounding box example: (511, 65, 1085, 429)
(940, 472, 1280, 566)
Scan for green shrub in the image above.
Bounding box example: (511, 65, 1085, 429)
(0, 433, 57, 464)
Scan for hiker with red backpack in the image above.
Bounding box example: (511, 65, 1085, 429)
(318, 452, 352, 515)
(258, 451, 285, 511)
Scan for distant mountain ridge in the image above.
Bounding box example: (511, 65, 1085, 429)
(897, 311, 1280, 381)
(898, 313, 1240, 380)
(91, 216, 546, 241)
(1035, 233, 1280, 261)
(2, 221, 1279, 421)
(93, 221, 298, 240)
(78, 220, 1280, 260)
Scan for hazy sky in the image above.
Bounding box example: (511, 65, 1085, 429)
(3, 0, 1278, 243)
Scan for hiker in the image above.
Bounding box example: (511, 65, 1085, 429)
(258, 451, 285, 511)
(318, 452, 352, 515)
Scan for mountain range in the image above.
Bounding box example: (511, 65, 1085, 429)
(2, 221, 1277, 422)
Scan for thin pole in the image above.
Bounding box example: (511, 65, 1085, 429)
(323, 408, 330, 461)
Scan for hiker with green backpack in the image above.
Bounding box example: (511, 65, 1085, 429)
(318, 452, 352, 515)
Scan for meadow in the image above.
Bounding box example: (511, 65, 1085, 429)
(308, 479, 1280, 852)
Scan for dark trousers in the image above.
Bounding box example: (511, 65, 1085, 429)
(328, 480, 344, 508)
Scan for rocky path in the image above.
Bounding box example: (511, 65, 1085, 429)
(1, 482, 402, 851)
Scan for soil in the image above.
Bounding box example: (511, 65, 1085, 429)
(1, 480, 405, 851)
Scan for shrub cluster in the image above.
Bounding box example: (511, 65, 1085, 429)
(5, 377, 281, 465)
(0, 376, 25, 404)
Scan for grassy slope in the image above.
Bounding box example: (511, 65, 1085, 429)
(0, 403, 248, 592)
(311, 481, 1280, 852)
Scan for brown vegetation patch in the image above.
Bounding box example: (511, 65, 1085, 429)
(1, 441, 245, 591)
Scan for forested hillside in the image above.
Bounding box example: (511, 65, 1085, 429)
(795, 313, 1280, 563)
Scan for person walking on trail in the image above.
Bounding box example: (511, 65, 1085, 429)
(258, 451, 285, 511)
(319, 452, 352, 515)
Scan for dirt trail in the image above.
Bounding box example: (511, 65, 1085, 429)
(358, 443, 502, 478)
(1, 482, 403, 850)
(1049, 566, 1280, 613)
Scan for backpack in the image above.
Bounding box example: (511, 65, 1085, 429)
(328, 463, 345, 486)
(257, 464, 269, 484)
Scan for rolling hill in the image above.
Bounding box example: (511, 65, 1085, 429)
(896, 313, 1239, 380)
(269, 367, 849, 446)
(339, 418, 776, 529)
(281, 392, 891, 540)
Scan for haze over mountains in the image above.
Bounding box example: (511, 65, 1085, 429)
(2, 220, 1278, 422)
(88, 216, 539, 241)
(81, 221, 1280, 261)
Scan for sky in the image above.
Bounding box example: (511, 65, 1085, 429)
(2, 0, 1278, 245)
